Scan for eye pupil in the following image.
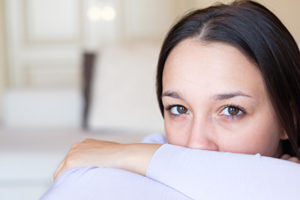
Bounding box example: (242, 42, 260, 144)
(177, 106, 187, 114)
(228, 106, 239, 115)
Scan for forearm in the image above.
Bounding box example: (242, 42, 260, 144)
(116, 143, 161, 176)
(54, 139, 161, 180)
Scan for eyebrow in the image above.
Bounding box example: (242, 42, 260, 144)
(212, 91, 252, 101)
(162, 91, 184, 100)
(162, 90, 252, 101)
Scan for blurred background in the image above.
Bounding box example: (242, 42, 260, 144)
(0, 0, 299, 199)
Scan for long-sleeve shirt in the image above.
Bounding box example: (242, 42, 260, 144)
(40, 134, 300, 200)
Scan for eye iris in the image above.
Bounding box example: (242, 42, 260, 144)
(228, 106, 239, 115)
(177, 106, 187, 114)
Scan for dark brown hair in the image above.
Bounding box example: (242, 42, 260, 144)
(156, 0, 300, 158)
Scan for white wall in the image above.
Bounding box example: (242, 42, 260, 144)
(119, 0, 192, 41)
(5, 0, 83, 89)
(3, 0, 196, 91)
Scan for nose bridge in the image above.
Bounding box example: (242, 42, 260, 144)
(187, 116, 218, 151)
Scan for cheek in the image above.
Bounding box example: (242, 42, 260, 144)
(164, 116, 189, 146)
(219, 117, 282, 156)
(251, 121, 282, 156)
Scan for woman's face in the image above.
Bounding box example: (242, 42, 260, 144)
(162, 38, 287, 157)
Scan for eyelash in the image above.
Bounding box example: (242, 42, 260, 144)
(165, 105, 189, 117)
(165, 104, 246, 119)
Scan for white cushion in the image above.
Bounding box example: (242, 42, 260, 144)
(89, 42, 164, 133)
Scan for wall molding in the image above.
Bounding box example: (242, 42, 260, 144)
(22, 0, 84, 46)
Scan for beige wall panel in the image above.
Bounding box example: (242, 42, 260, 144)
(0, 0, 8, 121)
(0, 0, 7, 86)
(25, 0, 82, 43)
(22, 60, 80, 88)
(5, 0, 83, 88)
(121, 0, 176, 41)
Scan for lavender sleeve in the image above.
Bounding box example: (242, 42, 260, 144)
(146, 143, 300, 200)
(40, 166, 191, 200)
(40, 134, 191, 200)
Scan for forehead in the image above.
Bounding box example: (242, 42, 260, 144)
(162, 38, 266, 98)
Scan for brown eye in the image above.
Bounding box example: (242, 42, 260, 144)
(228, 106, 240, 115)
(221, 105, 244, 119)
(177, 106, 188, 114)
(169, 105, 189, 116)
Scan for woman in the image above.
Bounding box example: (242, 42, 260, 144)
(42, 1, 300, 199)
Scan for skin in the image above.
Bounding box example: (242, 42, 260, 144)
(54, 139, 160, 180)
(54, 39, 299, 180)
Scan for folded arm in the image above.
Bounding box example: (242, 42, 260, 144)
(54, 137, 300, 199)
(54, 139, 161, 180)
(42, 167, 191, 200)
